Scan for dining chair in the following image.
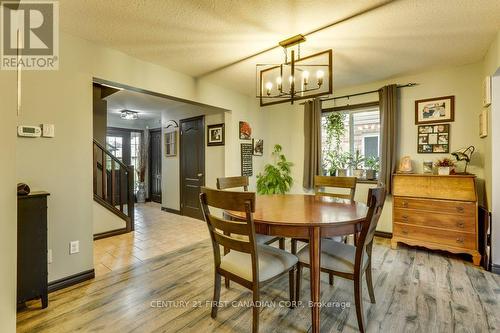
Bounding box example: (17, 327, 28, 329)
(217, 176, 285, 249)
(200, 187, 298, 333)
(291, 175, 358, 284)
(313, 175, 357, 200)
(294, 185, 386, 333)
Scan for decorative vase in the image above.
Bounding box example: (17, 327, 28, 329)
(438, 167, 450, 176)
(136, 182, 146, 203)
(353, 169, 364, 178)
(337, 169, 348, 177)
(365, 169, 376, 180)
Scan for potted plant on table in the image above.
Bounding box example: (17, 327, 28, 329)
(364, 156, 380, 180)
(435, 158, 455, 175)
(350, 150, 365, 178)
(257, 144, 293, 194)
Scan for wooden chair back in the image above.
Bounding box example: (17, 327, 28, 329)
(217, 176, 249, 191)
(354, 185, 386, 272)
(200, 187, 258, 276)
(314, 175, 357, 200)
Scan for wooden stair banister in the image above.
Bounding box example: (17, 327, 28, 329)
(93, 139, 135, 238)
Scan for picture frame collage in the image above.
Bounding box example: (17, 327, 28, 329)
(415, 96, 454, 154)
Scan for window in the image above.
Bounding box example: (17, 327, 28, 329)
(321, 105, 380, 176)
(130, 132, 141, 187)
(106, 136, 123, 170)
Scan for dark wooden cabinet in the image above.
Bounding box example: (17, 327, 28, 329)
(17, 191, 50, 309)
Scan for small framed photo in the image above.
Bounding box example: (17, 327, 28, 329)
(417, 124, 450, 153)
(207, 123, 225, 146)
(483, 76, 491, 107)
(253, 138, 263, 156)
(423, 161, 433, 174)
(479, 109, 488, 138)
(415, 96, 455, 124)
(239, 121, 252, 140)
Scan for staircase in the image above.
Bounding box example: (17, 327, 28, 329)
(93, 139, 135, 239)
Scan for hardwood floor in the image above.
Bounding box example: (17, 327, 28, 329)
(94, 202, 209, 276)
(17, 235, 500, 332)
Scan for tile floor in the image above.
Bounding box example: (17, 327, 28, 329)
(93, 202, 209, 276)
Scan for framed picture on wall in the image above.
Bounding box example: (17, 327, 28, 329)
(415, 95, 455, 124)
(207, 123, 225, 146)
(239, 121, 252, 140)
(417, 124, 450, 153)
(479, 109, 488, 138)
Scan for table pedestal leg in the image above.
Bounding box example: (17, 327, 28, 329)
(309, 227, 321, 333)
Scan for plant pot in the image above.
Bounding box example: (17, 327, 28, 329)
(365, 169, 377, 180)
(438, 167, 450, 176)
(136, 182, 146, 203)
(353, 169, 364, 178)
(337, 169, 348, 177)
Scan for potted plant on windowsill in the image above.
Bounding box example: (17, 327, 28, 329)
(257, 144, 293, 194)
(335, 151, 350, 177)
(324, 151, 338, 176)
(350, 150, 365, 178)
(364, 156, 380, 180)
(435, 158, 455, 176)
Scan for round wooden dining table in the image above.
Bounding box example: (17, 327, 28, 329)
(226, 194, 369, 333)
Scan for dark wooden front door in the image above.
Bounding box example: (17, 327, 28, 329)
(180, 116, 205, 220)
(149, 129, 162, 203)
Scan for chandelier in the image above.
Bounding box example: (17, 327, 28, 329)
(256, 34, 332, 106)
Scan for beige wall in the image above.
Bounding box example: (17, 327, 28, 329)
(14, 32, 260, 282)
(93, 202, 125, 234)
(0, 71, 17, 332)
(261, 62, 485, 233)
(482, 30, 500, 266)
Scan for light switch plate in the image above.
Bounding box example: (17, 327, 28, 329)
(48, 249, 52, 264)
(69, 241, 79, 254)
(42, 124, 55, 137)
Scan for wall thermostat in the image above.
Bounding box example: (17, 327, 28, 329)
(18, 125, 41, 137)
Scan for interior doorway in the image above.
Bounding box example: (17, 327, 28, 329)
(180, 115, 205, 220)
(149, 128, 162, 203)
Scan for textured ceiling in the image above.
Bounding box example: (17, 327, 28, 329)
(61, 0, 500, 96)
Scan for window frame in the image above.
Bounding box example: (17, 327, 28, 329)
(321, 101, 381, 182)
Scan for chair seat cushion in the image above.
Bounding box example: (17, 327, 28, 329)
(297, 239, 367, 274)
(220, 245, 298, 282)
(256, 234, 281, 245)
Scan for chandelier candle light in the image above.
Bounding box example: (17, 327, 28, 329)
(256, 34, 332, 106)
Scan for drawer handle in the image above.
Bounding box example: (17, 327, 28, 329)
(456, 237, 464, 244)
(402, 201, 409, 208)
(456, 206, 465, 213)
(457, 221, 465, 228)
(401, 229, 408, 235)
(402, 215, 409, 220)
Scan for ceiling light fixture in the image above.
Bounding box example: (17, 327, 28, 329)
(256, 34, 332, 106)
(120, 110, 139, 120)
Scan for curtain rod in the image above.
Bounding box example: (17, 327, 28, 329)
(319, 83, 418, 102)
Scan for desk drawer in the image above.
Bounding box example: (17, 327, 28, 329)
(393, 223, 476, 250)
(393, 209, 475, 233)
(393, 197, 475, 216)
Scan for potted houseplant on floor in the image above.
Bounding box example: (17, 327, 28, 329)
(350, 150, 365, 178)
(435, 158, 455, 175)
(257, 144, 293, 194)
(365, 156, 380, 180)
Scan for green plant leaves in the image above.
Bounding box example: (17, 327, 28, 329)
(256, 144, 293, 195)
